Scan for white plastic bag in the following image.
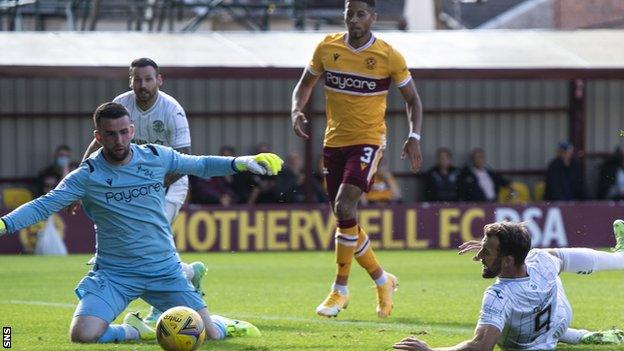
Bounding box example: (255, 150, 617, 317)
(35, 216, 68, 256)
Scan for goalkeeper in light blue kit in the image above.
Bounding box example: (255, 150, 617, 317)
(0, 102, 282, 344)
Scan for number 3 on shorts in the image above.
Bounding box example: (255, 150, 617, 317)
(360, 146, 374, 164)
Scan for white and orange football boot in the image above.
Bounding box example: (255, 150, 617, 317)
(316, 290, 349, 317)
(375, 273, 398, 318)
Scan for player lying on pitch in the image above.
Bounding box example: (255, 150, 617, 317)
(394, 220, 624, 351)
(0, 102, 283, 344)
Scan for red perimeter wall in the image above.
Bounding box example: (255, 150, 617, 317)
(1, 202, 623, 254)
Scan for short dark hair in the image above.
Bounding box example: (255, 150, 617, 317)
(130, 57, 159, 75)
(437, 147, 453, 158)
(346, 0, 375, 9)
(470, 148, 485, 162)
(219, 145, 236, 156)
(93, 102, 130, 128)
(55, 144, 71, 153)
(484, 222, 531, 268)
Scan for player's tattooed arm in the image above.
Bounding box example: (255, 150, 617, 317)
(164, 146, 191, 187)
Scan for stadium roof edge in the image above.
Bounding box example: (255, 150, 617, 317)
(3, 30, 624, 80)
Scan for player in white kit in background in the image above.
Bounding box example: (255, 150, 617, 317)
(80, 58, 204, 325)
(393, 220, 624, 351)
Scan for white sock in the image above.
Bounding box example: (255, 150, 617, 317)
(559, 328, 589, 344)
(374, 272, 388, 286)
(182, 262, 195, 281)
(556, 248, 624, 274)
(122, 323, 140, 340)
(332, 283, 348, 295)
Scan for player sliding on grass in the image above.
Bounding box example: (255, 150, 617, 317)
(76, 58, 204, 326)
(393, 220, 624, 351)
(0, 102, 282, 344)
(291, 0, 423, 319)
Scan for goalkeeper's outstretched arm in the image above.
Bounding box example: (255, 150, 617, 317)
(1, 165, 87, 235)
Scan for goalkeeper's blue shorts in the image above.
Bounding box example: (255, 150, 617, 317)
(73, 267, 205, 323)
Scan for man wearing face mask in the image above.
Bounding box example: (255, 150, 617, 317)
(393, 220, 624, 351)
(37, 145, 78, 194)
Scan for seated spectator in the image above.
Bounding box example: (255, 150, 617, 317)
(247, 143, 280, 204)
(544, 141, 586, 201)
(37, 145, 78, 195)
(274, 151, 305, 203)
(597, 146, 624, 200)
(18, 170, 68, 255)
(313, 155, 329, 203)
(274, 151, 327, 203)
(189, 176, 238, 206)
(315, 155, 328, 193)
(423, 147, 460, 202)
(363, 157, 402, 204)
(458, 148, 510, 202)
(37, 171, 61, 197)
(189, 145, 241, 206)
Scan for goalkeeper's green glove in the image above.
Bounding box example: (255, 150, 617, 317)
(0, 219, 6, 236)
(234, 153, 284, 176)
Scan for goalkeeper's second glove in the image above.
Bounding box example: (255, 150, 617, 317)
(0, 219, 6, 236)
(234, 153, 284, 176)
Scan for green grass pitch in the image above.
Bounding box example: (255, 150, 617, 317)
(0, 250, 623, 350)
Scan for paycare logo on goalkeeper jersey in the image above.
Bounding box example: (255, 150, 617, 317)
(105, 182, 162, 203)
(325, 70, 391, 95)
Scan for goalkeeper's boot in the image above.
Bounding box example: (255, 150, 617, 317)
(212, 315, 261, 337)
(580, 329, 624, 344)
(316, 290, 349, 317)
(124, 312, 156, 340)
(143, 306, 162, 328)
(190, 261, 207, 295)
(376, 273, 398, 318)
(612, 219, 624, 252)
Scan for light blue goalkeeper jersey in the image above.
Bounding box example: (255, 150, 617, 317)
(1, 144, 236, 276)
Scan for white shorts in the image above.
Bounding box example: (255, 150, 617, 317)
(164, 176, 188, 225)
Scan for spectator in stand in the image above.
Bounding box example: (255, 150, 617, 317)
(597, 146, 624, 200)
(247, 143, 280, 204)
(423, 147, 460, 202)
(275, 151, 327, 203)
(315, 155, 328, 193)
(189, 146, 238, 206)
(544, 141, 586, 201)
(37, 171, 60, 197)
(20, 165, 68, 255)
(217, 145, 261, 204)
(458, 148, 510, 202)
(37, 145, 78, 194)
(275, 151, 305, 203)
(363, 157, 402, 204)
